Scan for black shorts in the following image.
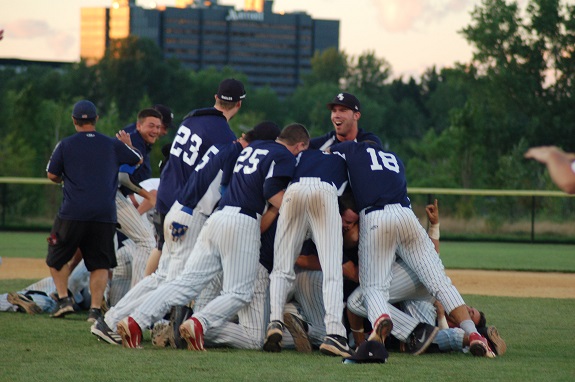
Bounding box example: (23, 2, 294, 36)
(46, 216, 117, 272)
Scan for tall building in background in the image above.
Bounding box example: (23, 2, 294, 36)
(80, 0, 339, 96)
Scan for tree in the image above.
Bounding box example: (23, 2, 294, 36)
(304, 48, 348, 86)
(346, 51, 392, 99)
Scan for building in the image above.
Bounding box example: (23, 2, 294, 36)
(80, 0, 339, 96)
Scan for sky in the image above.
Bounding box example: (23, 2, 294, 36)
(0, 0, 537, 79)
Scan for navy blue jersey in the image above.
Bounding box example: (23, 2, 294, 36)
(292, 149, 348, 192)
(47, 131, 142, 223)
(119, 123, 152, 195)
(259, 217, 277, 273)
(156, 108, 236, 214)
(177, 142, 243, 215)
(330, 141, 410, 211)
(220, 140, 296, 215)
(309, 128, 382, 151)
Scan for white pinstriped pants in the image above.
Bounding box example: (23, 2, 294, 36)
(131, 207, 261, 332)
(270, 179, 346, 338)
(115, 191, 156, 288)
(105, 201, 207, 330)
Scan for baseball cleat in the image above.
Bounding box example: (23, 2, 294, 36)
(179, 317, 205, 351)
(117, 316, 143, 349)
(91, 317, 122, 345)
(320, 334, 354, 358)
(263, 320, 285, 353)
(469, 332, 496, 358)
(7, 292, 42, 315)
(283, 313, 311, 353)
(485, 326, 506, 356)
(368, 314, 393, 344)
(87, 308, 102, 324)
(407, 323, 439, 355)
(51, 296, 75, 318)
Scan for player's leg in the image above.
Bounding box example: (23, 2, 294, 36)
(269, 185, 308, 323)
(358, 208, 396, 343)
(115, 191, 156, 287)
(193, 211, 261, 332)
(293, 269, 326, 347)
(308, 182, 346, 339)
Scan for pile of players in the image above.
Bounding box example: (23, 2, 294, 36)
(8, 78, 507, 361)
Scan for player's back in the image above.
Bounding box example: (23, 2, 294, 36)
(292, 149, 348, 190)
(221, 140, 297, 215)
(330, 141, 409, 211)
(156, 108, 236, 215)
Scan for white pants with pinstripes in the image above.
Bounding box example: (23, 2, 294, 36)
(115, 191, 156, 288)
(200, 264, 270, 349)
(104, 201, 207, 330)
(347, 258, 434, 341)
(270, 179, 346, 338)
(130, 207, 261, 332)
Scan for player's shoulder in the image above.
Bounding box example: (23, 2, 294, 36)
(356, 129, 382, 144)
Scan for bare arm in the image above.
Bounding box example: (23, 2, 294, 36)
(525, 146, 575, 194)
(260, 205, 279, 233)
(47, 172, 62, 184)
(425, 199, 440, 253)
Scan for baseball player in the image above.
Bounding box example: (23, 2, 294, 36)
(91, 122, 282, 346)
(114, 108, 163, 288)
(264, 149, 353, 357)
(114, 123, 309, 349)
(46, 100, 142, 319)
(330, 140, 495, 358)
(310, 92, 382, 151)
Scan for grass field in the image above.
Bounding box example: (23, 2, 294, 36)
(1, 232, 574, 381)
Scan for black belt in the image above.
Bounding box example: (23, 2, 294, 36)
(218, 206, 257, 220)
(365, 205, 386, 215)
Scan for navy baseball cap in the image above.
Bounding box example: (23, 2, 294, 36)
(153, 104, 174, 129)
(72, 100, 97, 119)
(217, 78, 246, 102)
(342, 341, 388, 364)
(327, 92, 361, 112)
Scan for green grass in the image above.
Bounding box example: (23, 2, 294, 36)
(440, 242, 575, 272)
(0, 294, 573, 382)
(1, 233, 574, 381)
(1, 231, 49, 259)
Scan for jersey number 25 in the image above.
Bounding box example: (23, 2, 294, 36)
(234, 147, 270, 175)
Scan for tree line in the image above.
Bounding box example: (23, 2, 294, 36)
(1, 0, 574, 227)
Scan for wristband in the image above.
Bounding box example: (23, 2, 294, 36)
(428, 223, 440, 240)
(351, 328, 364, 333)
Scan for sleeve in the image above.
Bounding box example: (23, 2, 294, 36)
(46, 141, 64, 175)
(115, 140, 142, 166)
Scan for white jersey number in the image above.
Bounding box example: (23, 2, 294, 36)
(366, 147, 400, 173)
(170, 126, 203, 167)
(234, 148, 269, 174)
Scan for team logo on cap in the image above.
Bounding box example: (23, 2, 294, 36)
(337, 93, 345, 101)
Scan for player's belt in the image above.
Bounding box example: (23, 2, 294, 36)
(181, 205, 194, 215)
(239, 208, 257, 219)
(364, 205, 386, 215)
(218, 206, 258, 220)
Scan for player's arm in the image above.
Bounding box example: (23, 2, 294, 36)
(260, 204, 279, 233)
(47, 172, 62, 184)
(525, 146, 575, 194)
(295, 254, 322, 270)
(342, 260, 359, 283)
(426, 199, 440, 253)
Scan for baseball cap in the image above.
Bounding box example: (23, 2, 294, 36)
(247, 121, 281, 142)
(327, 92, 361, 112)
(217, 78, 246, 102)
(72, 100, 97, 119)
(153, 104, 174, 129)
(342, 341, 388, 364)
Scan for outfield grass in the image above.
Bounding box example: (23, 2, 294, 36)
(1, 234, 574, 380)
(2, 231, 574, 272)
(0, 293, 573, 381)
